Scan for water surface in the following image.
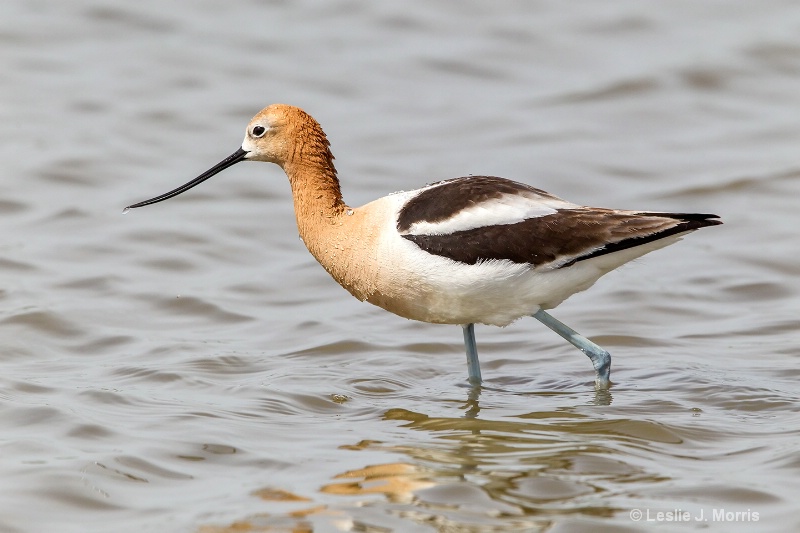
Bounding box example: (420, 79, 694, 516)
(2, 1, 799, 531)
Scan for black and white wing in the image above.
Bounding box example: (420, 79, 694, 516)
(397, 176, 721, 269)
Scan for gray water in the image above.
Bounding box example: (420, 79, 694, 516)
(2, 1, 800, 532)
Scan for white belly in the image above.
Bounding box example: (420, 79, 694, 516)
(367, 227, 684, 327)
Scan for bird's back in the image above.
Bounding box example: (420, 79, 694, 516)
(319, 176, 720, 326)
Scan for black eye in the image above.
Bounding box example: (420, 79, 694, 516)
(251, 125, 266, 137)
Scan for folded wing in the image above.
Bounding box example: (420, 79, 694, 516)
(397, 176, 721, 269)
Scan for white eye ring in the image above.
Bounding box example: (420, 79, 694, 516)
(251, 125, 267, 137)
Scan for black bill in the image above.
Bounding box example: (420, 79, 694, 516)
(125, 147, 249, 210)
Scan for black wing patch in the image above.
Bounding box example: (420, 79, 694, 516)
(402, 210, 721, 268)
(396, 176, 562, 233)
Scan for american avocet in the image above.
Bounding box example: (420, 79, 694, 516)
(127, 104, 721, 389)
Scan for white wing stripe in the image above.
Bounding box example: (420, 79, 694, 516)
(404, 193, 570, 235)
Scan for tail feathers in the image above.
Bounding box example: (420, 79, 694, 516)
(637, 212, 723, 230)
(570, 212, 722, 266)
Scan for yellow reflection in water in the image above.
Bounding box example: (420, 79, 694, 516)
(321, 462, 435, 503)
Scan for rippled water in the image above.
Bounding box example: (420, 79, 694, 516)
(2, 1, 800, 532)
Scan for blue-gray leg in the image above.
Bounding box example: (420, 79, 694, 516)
(461, 323, 482, 386)
(533, 309, 611, 388)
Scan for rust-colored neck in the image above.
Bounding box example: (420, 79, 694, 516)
(263, 105, 385, 303)
(277, 116, 353, 282)
(283, 159, 347, 225)
(281, 158, 381, 303)
(278, 108, 346, 223)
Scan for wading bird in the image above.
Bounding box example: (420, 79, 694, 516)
(127, 104, 721, 388)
